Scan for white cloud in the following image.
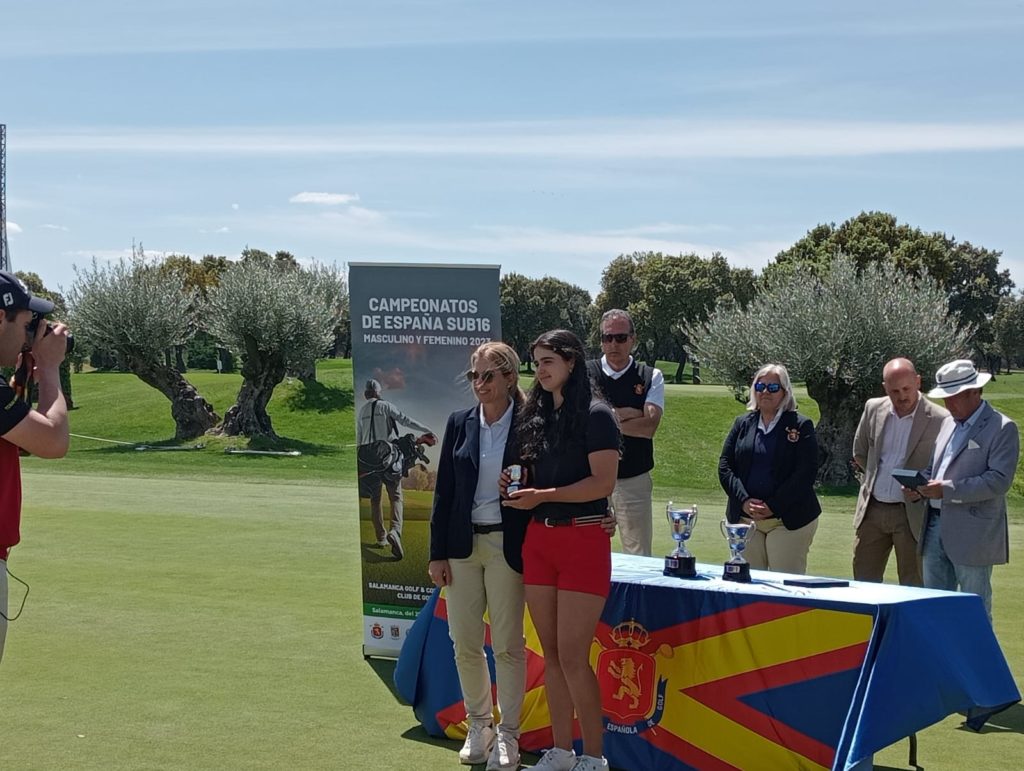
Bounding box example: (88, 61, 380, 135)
(41, 223, 70, 232)
(597, 222, 730, 237)
(231, 203, 240, 211)
(15, 119, 1024, 161)
(7, 222, 23, 234)
(289, 191, 360, 205)
(345, 206, 385, 222)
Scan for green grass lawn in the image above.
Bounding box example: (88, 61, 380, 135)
(4, 361, 1023, 769)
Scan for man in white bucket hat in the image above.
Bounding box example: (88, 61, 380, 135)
(909, 359, 1019, 620)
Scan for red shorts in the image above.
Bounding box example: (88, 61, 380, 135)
(522, 519, 612, 598)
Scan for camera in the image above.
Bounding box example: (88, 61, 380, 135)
(27, 312, 75, 356)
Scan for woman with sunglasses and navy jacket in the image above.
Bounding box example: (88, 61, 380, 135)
(428, 342, 530, 771)
(718, 363, 821, 574)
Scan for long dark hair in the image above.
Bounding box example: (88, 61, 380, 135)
(515, 329, 593, 462)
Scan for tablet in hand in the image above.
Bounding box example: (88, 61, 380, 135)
(892, 468, 928, 488)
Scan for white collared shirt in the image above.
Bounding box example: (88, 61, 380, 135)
(758, 410, 783, 435)
(872, 397, 919, 503)
(470, 399, 514, 525)
(932, 400, 986, 510)
(599, 355, 666, 409)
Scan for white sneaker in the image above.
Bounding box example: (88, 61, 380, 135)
(530, 747, 576, 770)
(387, 531, 404, 560)
(571, 755, 609, 771)
(486, 731, 520, 770)
(459, 723, 495, 765)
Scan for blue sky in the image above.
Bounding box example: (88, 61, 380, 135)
(4, 0, 1023, 298)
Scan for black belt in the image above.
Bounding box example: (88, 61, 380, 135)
(533, 514, 606, 528)
(472, 523, 504, 534)
(869, 495, 905, 507)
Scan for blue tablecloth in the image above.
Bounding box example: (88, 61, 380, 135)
(395, 554, 1020, 770)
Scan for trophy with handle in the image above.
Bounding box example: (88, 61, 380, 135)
(663, 503, 699, 578)
(720, 519, 756, 583)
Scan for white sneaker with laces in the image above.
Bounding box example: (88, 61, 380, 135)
(486, 731, 520, 770)
(571, 755, 609, 771)
(459, 723, 495, 765)
(530, 746, 576, 770)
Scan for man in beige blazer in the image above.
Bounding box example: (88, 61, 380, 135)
(852, 358, 949, 585)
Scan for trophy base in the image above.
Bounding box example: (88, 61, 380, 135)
(664, 554, 697, 579)
(722, 561, 751, 583)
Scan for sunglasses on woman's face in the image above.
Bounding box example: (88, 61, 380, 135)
(466, 368, 499, 384)
(601, 333, 631, 344)
(754, 382, 783, 394)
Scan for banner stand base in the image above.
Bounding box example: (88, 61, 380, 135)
(363, 644, 400, 660)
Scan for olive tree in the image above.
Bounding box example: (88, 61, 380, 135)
(205, 259, 345, 439)
(67, 257, 219, 439)
(689, 255, 968, 485)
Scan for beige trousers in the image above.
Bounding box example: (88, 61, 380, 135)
(853, 498, 922, 586)
(445, 531, 526, 734)
(611, 472, 654, 557)
(746, 517, 818, 574)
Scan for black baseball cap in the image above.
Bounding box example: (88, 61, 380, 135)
(0, 270, 55, 315)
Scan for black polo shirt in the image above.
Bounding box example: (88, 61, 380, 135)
(530, 401, 620, 520)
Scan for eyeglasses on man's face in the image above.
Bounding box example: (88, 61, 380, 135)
(466, 368, 499, 384)
(754, 382, 783, 394)
(601, 333, 631, 344)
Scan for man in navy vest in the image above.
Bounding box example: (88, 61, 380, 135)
(587, 309, 664, 556)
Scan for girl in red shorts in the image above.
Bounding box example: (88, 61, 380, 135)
(504, 329, 620, 771)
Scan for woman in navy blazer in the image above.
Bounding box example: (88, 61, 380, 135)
(428, 342, 528, 771)
(718, 363, 821, 574)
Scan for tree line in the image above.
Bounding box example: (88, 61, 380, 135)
(20, 210, 1024, 485)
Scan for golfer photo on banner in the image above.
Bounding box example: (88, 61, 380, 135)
(350, 263, 502, 657)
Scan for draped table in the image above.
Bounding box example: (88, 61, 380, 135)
(395, 554, 1019, 770)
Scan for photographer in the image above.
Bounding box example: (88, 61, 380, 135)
(0, 271, 70, 663)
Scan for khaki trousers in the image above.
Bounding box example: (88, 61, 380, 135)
(446, 531, 526, 733)
(611, 472, 654, 557)
(853, 498, 922, 586)
(747, 517, 818, 574)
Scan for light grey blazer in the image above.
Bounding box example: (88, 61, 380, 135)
(853, 395, 949, 542)
(924, 400, 1019, 566)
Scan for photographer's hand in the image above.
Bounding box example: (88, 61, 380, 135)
(3, 320, 70, 458)
(30, 320, 70, 374)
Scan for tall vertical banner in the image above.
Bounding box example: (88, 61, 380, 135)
(350, 263, 502, 657)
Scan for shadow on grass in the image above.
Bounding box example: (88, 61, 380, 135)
(281, 380, 354, 413)
(957, 702, 1024, 735)
(399, 724, 461, 754)
(362, 543, 399, 563)
(365, 657, 404, 702)
(82, 434, 343, 458)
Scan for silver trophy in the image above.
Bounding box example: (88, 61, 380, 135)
(720, 519, 756, 583)
(506, 464, 523, 495)
(663, 503, 699, 578)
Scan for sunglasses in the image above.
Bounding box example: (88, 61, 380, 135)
(466, 368, 500, 384)
(754, 382, 783, 394)
(601, 333, 631, 344)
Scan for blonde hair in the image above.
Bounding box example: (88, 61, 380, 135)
(471, 342, 525, 404)
(746, 363, 798, 412)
